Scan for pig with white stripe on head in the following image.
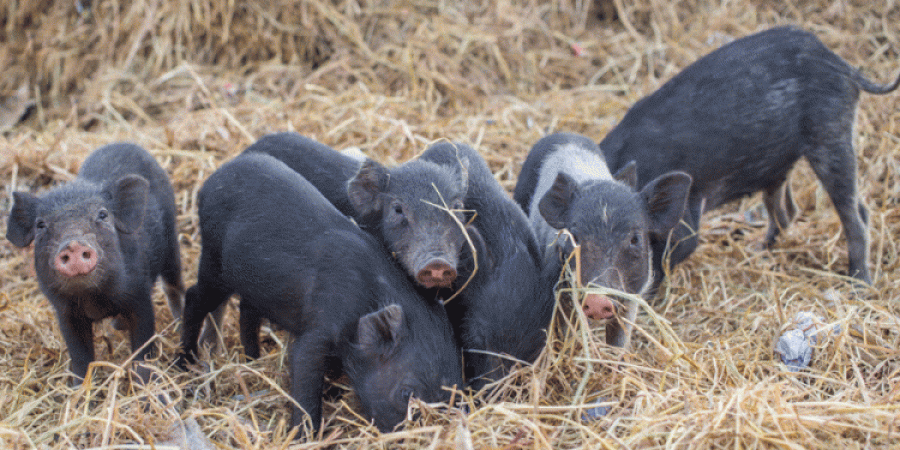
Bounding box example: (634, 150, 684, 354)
(514, 132, 691, 348)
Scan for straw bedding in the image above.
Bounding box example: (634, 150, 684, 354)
(1, 0, 899, 448)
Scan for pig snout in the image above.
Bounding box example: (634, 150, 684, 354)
(583, 293, 616, 321)
(415, 260, 457, 288)
(54, 240, 99, 277)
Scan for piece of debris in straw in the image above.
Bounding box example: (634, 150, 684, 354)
(774, 311, 841, 372)
(581, 396, 613, 421)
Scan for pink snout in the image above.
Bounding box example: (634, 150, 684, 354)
(415, 260, 457, 289)
(583, 293, 616, 321)
(54, 240, 99, 277)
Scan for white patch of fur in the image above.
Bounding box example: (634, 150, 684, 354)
(529, 141, 614, 247)
(340, 146, 367, 162)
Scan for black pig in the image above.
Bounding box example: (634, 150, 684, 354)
(5, 143, 183, 381)
(514, 133, 691, 348)
(420, 142, 555, 390)
(599, 26, 900, 286)
(243, 132, 473, 290)
(178, 153, 462, 432)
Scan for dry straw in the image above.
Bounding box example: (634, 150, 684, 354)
(1, 0, 899, 448)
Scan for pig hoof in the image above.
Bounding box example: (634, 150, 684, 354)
(174, 353, 197, 372)
(110, 315, 127, 331)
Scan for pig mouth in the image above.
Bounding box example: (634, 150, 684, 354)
(52, 268, 106, 292)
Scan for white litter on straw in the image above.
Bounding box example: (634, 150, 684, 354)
(774, 311, 841, 372)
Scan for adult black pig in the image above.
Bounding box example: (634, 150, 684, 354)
(178, 153, 462, 432)
(599, 26, 900, 286)
(242, 132, 473, 290)
(6, 143, 184, 381)
(420, 142, 555, 390)
(514, 133, 691, 348)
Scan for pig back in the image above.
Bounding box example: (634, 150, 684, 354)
(599, 26, 833, 204)
(242, 132, 360, 217)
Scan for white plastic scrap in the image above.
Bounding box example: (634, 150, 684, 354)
(774, 312, 841, 372)
(159, 417, 217, 450)
(581, 397, 613, 421)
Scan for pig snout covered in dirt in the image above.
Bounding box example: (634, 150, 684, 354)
(178, 153, 462, 433)
(243, 132, 474, 291)
(420, 142, 555, 390)
(599, 25, 900, 286)
(515, 133, 691, 349)
(5, 142, 183, 381)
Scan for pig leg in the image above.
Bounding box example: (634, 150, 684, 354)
(783, 181, 798, 226)
(161, 239, 185, 321)
(805, 142, 871, 284)
(763, 179, 795, 248)
(179, 283, 232, 364)
(238, 299, 263, 359)
(197, 303, 228, 353)
(604, 298, 637, 349)
(162, 283, 184, 321)
(57, 310, 96, 381)
(288, 333, 329, 430)
(124, 291, 158, 383)
(650, 198, 702, 294)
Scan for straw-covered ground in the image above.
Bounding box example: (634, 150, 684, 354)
(1, 0, 899, 448)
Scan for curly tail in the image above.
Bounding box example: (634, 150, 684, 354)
(851, 67, 900, 94)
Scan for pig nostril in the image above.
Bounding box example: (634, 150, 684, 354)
(82, 251, 91, 260)
(60, 255, 70, 264)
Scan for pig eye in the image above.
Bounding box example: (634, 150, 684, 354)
(390, 201, 404, 217)
(97, 209, 109, 221)
(630, 233, 641, 246)
(35, 219, 47, 230)
(399, 386, 416, 401)
(450, 199, 464, 211)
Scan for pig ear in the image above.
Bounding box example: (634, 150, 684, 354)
(455, 155, 470, 198)
(614, 160, 638, 189)
(109, 174, 149, 234)
(6, 192, 39, 247)
(641, 171, 692, 235)
(347, 158, 389, 217)
(538, 172, 577, 230)
(357, 304, 405, 357)
(464, 224, 494, 273)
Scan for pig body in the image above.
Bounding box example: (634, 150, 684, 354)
(514, 133, 691, 348)
(420, 142, 554, 389)
(599, 26, 900, 285)
(6, 143, 183, 380)
(178, 153, 462, 432)
(243, 132, 473, 291)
